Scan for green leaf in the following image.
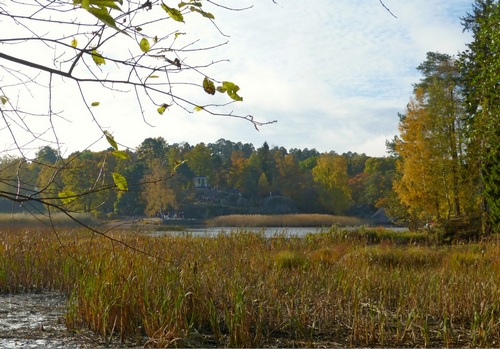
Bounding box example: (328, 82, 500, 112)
(161, 3, 184, 22)
(157, 103, 169, 115)
(87, 7, 118, 30)
(0, 95, 8, 105)
(216, 86, 226, 93)
(149, 75, 160, 78)
(58, 190, 77, 205)
(174, 32, 185, 39)
(179, 1, 202, 7)
(139, 37, 150, 53)
(112, 150, 131, 160)
(91, 101, 100, 107)
(203, 77, 215, 95)
(71, 38, 78, 48)
(81, 0, 90, 9)
(112, 172, 128, 191)
(190, 6, 214, 19)
(103, 130, 118, 150)
(221, 81, 243, 101)
(91, 48, 106, 65)
(89, 0, 122, 11)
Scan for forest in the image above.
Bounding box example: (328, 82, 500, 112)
(0, 138, 395, 221)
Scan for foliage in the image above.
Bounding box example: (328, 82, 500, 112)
(141, 160, 176, 216)
(0, 138, 392, 219)
(393, 52, 479, 226)
(312, 153, 352, 214)
(460, 0, 500, 232)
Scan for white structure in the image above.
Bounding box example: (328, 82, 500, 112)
(193, 176, 208, 188)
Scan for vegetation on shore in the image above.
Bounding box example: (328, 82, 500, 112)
(0, 213, 97, 227)
(1, 226, 499, 347)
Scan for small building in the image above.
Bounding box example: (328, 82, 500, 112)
(193, 176, 208, 188)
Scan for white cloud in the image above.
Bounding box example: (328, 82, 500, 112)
(0, 0, 473, 158)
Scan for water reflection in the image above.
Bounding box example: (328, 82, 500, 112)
(149, 226, 408, 238)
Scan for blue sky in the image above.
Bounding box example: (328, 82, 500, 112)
(203, 0, 472, 156)
(0, 0, 474, 158)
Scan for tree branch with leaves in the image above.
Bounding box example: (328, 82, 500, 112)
(0, 0, 277, 223)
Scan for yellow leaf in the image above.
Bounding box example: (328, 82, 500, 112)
(139, 37, 150, 53)
(157, 103, 169, 115)
(71, 38, 78, 48)
(91, 49, 106, 65)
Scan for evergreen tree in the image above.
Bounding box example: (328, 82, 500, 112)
(460, 0, 500, 231)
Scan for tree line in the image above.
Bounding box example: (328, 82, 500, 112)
(0, 139, 395, 219)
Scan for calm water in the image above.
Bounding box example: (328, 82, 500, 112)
(149, 226, 408, 238)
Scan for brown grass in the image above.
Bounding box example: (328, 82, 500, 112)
(1, 226, 500, 347)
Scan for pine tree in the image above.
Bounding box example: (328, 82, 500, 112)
(460, 0, 500, 231)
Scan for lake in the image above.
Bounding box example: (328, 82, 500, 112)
(148, 226, 409, 238)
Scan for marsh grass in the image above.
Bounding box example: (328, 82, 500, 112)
(0, 212, 96, 228)
(205, 214, 366, 227)
(1, 226, 500, 347)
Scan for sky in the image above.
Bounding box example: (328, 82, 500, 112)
(1, 0, 474, 158)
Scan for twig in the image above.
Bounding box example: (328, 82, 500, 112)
(379, 0, 397, 18)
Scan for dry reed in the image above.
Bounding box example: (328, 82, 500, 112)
(0, 226, 499, 347)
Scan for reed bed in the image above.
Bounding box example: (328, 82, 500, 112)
(205, 214, 366, 227)
(0, 212, 97, 228)
(1, 226, 500, 347)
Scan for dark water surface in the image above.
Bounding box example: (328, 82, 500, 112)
(0, 292, 140, 348)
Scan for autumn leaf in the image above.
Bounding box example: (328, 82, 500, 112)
(58, 190, 77, 205)
(203, 77, 215, 95)
(161, 3, 184, 22)
(112, 172, 128, 191)
(139, 37, 150, 53)
(103, 130, 118, 150)
(157, 103, 169, 115)
(91, 48, 106, 65)
(221, 81, 243, 101)
(112, 150, 130, 160)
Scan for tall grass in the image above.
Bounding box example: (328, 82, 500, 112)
(206, 213, 366, 227)
(0, 212, 97, 228)
(1, 226, 500, 347)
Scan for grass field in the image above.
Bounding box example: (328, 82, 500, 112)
(0, 225, 499, 347)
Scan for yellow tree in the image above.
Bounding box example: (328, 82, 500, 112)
(394, 53, 478, 223)
(312, 154, 351, 214)
(394, 89, 440, 221)
(142, 160, 176, 217)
